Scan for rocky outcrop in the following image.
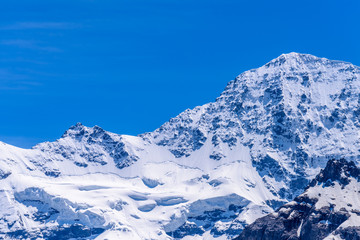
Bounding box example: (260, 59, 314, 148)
(235, 159, 360, 240)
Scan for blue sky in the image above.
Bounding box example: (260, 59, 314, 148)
(1, 0, 359, 148)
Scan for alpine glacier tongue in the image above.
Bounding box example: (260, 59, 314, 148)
(1, 53, 360, 239)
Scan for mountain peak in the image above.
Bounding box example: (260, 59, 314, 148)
(263, 52, 358, 72)
(3, 53, 360, 240)
(61, 122, 86, 138)
(309, 158, 360, 187)
(61, 123, 107, 139)
(71, 122, 85, 129)
(264, 52, 325, 68)
(279, 52, 309, 59)
(280, 52, 312, 58)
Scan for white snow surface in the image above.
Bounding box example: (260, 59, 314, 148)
(1, 53, 360, 239)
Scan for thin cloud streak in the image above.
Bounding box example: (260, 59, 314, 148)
(0, 57, 48, 65)
(0, 22, 80, 30)
(0, 69, 41, 90)
(0, 69, 28, 81)
(1, 40, 61, 52)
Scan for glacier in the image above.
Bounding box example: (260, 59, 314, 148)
(0, 52, 360, 239)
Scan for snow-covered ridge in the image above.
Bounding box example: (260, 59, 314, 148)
(1, 52, 360, 239)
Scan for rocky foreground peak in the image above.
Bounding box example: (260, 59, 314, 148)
(236, 159, 360, 240)
(308, 158, 360, 188)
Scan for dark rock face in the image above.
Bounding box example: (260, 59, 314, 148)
(0, 169, 11, 179)
(335, 226, 360, 240)
(235, 159, 360, 240)
(35, 123, 139, 172)
(10, 187, 106, 240)
(308, 158, 360, 188)
(5, 224, 105, 240)
(167, 221, 205, 238)
(167, 205, 246, 239)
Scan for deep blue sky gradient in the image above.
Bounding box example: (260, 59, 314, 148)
(1, 0, 360, 148)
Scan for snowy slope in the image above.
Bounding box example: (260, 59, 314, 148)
(1, 53, 360, 239)
(236, 159, 360, 240)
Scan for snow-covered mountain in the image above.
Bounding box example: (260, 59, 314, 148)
(1, 52, 360, 239)
(235, 158, 360, 240)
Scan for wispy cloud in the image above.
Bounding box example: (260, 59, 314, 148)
(0, 22, 80, 30)
(0, 57, 48, 65)
(0, 69, 40, 90)
(1, 39, 61, 52)
(0, 69, 28, 81)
